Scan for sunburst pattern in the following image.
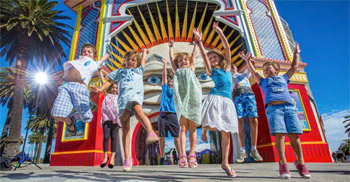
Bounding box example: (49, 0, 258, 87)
(105, 0, 246, 72)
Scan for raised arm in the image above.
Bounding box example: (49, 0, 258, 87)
(239, 52, 261, 84)
(141, 49, 149, 68)
(98, 69, 106, 85)
(193, 27, 212, 75)
(191, 41, 198, 72)
(99, 53, 110, 63)
(213, 22, 231, 68)
(286, 44, 300, 78)
(161, 58, 168, 85)
(168, 40, 178, 71)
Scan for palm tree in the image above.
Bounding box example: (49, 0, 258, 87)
(28, 131, 42, 162)
(28, 114, 50, 163)
(0, 68, 35, 156)
(343, 114, 350, 138)
(0, 0, 71, 159)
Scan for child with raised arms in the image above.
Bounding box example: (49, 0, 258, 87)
(168, 40, 202, 168)
(231, 56, 263, 163)
(243, 44, 311, 179)
(91, 49, 159, 172)
(193, 22, 238, 177)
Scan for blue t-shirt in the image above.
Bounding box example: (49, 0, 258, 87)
(159, 83, 176, 113)
(209, 68, 232, 99)
(259, 74, 293, 106)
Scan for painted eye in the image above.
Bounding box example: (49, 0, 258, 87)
(146, 76, 161, 85)
(197, 73, 208, 81)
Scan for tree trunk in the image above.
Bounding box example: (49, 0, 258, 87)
(43, 117, 55, 163)
(0, 98, 13, 157)
(36, 140, 42, 164)
(3, 58, 28, 159)
(34, 142, 38, 162)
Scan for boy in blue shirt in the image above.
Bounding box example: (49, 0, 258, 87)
(243, 44, 311, 179)
(158, 58, 180, 165)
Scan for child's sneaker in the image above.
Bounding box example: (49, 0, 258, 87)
(236, 151, 247, 163)
(250, 149, 263, 161)
(123, 158, 133, 172)
(279, 163, 291, 179)
(146, 132, 159, 145)
(294, 160, 311, 178)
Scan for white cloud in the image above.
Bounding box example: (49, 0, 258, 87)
(322, 109, 350, 152)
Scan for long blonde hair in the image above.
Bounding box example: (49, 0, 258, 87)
(206, 49, 229, 70)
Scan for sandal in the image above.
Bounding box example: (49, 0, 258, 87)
(178, 154, 188, 168)
(123, 158, 133, 172)
(66, 116, 77, 136)
(221, 165, 237, 177)
(188, 154, 198, 168)
(146, 132, 159, 145)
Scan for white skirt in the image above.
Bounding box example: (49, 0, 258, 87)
(201, 94, 238, 133)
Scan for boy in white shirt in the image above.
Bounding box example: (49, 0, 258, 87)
(51, 43, 109, 135)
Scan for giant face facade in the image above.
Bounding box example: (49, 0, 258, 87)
(103, 0, 247, 119)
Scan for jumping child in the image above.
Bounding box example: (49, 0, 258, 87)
(158, 58, 181, 165)
(168, 40, 202, 168)
(51, 43, 109, 136)
(193, 22, 238, 177)
(232, 57, 263, 163)
(91, 49, 159, 172)
(243, 44, 311, 179)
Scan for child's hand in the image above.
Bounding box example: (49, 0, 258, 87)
(212, 22, 222, 33)
(293, 43, 300, 55)
(142, 48, 150, 54)
(161, 58, 167, 64)
(238, 51, 251, 61)
(193, 28, 202, 40)
(168, 40, 174, 48)
(90, 85, 100, 93)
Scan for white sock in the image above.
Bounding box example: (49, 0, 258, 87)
(240, 147, 246, 153)
(251, 146, 257, 151)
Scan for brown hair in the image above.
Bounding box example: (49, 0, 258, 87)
(123, 50, 141, 67)
(81, 43, 97, 58)
(174, 52, 192, 67)
(262, 62, 280, 73)
(206, 49, 229, 70)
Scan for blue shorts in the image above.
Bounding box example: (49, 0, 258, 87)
(51, 82, 93, 123)
(266, 103, 303, 136)
(233, 94, 258, 119)
(158, 112, 179, 137)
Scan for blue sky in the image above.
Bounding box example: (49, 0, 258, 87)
(0, 1, 349, 157)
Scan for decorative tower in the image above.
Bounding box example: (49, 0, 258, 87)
(50, 0, 332, 166)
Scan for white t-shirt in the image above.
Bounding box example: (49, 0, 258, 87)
(63, 56, 102, 85)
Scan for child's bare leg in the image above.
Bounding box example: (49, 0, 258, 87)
(53, 116, 74, 131)
(288, 133, 305, 165)
(120, 110, 131, 160)
(110, 152, 116, 165)
(275, 133, 287, 164)
(188, 120, 197, 167)
(133, 104, 155, 134)
(249, 117, 258, 146)
(221, 130, 234, 176)
(174, 137, 181, 157)
(102, 152, 108, 163)
(238, 118, 245, 147)
(159, 137, 166, 158)
(179, 116, 188, 167)
(179, 116, 188, 155)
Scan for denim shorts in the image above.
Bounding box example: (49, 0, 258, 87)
(266, 103, 303, 136)
(233, 93, 258, 119)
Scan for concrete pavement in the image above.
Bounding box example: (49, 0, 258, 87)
(0, 162, 349, 182)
